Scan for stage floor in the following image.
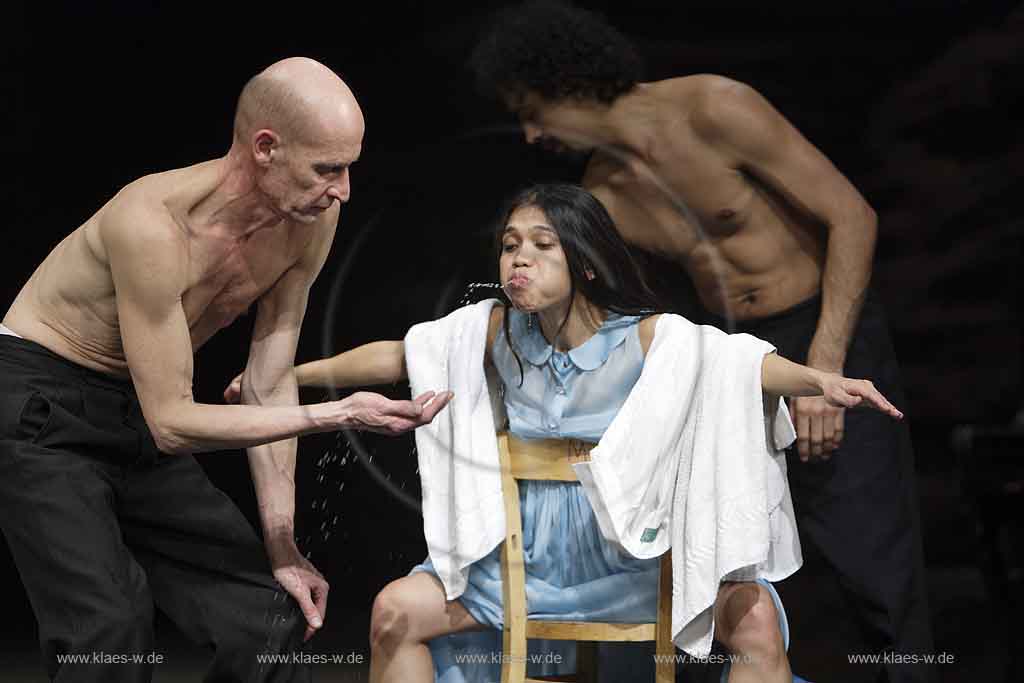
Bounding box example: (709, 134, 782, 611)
(0, 469, 1016, 682)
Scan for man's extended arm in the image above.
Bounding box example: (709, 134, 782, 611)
(695, 80, 878, 459)
(103, 196, 450, 456)
(696, 79, 877, 373)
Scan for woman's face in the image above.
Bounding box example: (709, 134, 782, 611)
(499, 205, 573, 313)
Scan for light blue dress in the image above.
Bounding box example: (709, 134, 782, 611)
(411, 309, 799, 683)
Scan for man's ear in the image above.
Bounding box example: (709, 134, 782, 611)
(252, 129, 280, 167)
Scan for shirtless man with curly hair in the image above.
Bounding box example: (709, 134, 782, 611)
(470, 4, 933, 681)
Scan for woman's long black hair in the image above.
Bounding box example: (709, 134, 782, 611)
(495, 182, 671, 383)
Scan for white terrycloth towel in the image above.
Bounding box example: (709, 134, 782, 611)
(573, 314, 802, 657)
(404, 299, 506, 600)
(405, 304, 801, 656)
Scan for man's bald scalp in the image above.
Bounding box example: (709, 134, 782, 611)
(233, 57, 360, 146)
(234, 72, 303, 142)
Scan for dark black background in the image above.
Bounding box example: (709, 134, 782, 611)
(3, 1, 1021, 680)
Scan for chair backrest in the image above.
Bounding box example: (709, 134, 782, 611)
(495, 430, 676, 683)
(498, 432, 594, 482)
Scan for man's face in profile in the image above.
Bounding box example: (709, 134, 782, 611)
(503, 89, 596, 163)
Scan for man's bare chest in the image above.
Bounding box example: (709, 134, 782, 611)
(595, 158, 758, 256)
(181, 232, 297, 332)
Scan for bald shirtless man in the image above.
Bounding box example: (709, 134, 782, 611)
(0, 58, 451, 683)
(472, 4, 932, 682)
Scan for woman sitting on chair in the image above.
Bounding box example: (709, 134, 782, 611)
(227, 183, 901, 683)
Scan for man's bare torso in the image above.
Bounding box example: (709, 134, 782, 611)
(3, 160, 312, 377)
(583, 76, 825, 320)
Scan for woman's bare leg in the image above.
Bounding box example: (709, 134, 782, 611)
(369, 573, 485, 683)
(714, 581, 791, 683)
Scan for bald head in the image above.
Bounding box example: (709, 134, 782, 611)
(233, 57, 364, 147)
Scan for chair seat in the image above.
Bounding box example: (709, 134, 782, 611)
(525, 620, 657, 642)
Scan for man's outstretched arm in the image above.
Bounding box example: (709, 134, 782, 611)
(695, 79, 877, 372)
(695, 80, 878, 458)
(103, 197, 450, 456)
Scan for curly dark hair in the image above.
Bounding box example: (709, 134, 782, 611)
(470, 1, 643, 106)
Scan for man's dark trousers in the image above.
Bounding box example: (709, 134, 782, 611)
(0, 334, 311, 682)
(711, 293, 935, 683)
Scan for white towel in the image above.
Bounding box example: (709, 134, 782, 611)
(405, 304, 801, 657)
(404, 299, 506, 600)
(573, 314, 802, 657)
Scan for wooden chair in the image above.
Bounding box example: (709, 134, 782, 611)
(497, 432, 675, 683)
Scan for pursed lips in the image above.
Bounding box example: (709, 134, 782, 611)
(507, 272, 531, 288)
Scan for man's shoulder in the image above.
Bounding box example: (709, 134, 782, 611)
(653, 73, 744, 93)
(675, 76, 772, 142)
(103, 160, 218, 230)
(644, 74, 749, 109)
(596, 75, 760, 167)
(99, 177, 186, 260)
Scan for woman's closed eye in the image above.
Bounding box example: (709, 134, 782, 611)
(502, 239, 555, 252)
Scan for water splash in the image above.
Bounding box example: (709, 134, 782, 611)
(457, 282, 504, 308)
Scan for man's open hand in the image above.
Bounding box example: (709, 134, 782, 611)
(341, 390, 453, 434)
(792, 376, 903, 463)
(791, 395, 845, 463)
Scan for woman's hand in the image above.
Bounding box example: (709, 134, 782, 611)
(819, 374, 903, 420)
(223, 372, 243, 404)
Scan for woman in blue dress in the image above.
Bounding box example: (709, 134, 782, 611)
(228, 183, 902, 682)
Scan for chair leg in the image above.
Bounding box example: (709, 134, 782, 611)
(500, 535, 528, 683)
(500, 433, 528, 683)
(577, 641, 598, 683)
(654, 553, 675, 683)
(501, 626, 526, 683)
